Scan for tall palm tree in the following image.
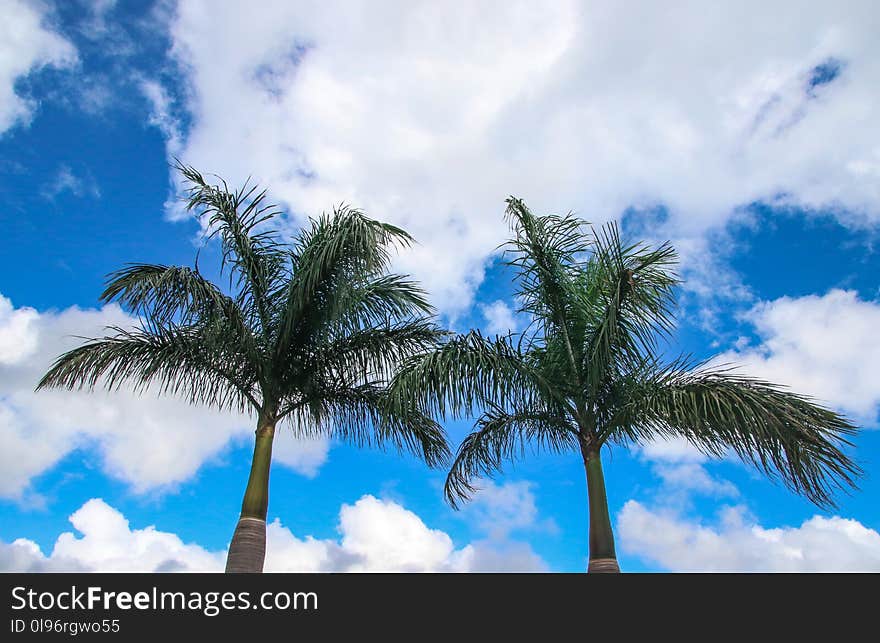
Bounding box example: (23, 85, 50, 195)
(390, 198, 861, 573)
(38, 163, 449, 573)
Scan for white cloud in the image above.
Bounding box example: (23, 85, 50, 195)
(630, 430, 747, 521)
(140, 79, 183, 156)
(0, 539, 89, 572)
(0, 495, 546, 572)
(634, 437, 738, 505)
(462, 480, 543, 539)
(714, 289, 880, 424)
(669, 231, 754, 329)
(334, 495, 470, 571)
(51, 498, 222, 572)
(635, 436, 709, 464)
(41, 164, 101, 200)
(0, 498, 222, 572)
(0, 293, 327, 499)
(0, 294, 39, 364)
(651, 463, 739, 499)
(272, 492, 548, 572)
(155, 0, 880, 315)
(0, 0, 77, 133)
(271, 427, 328, 478)
(619, 500, 880, 571)
(480, 300, 519, 336)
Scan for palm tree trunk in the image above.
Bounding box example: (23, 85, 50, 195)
(225, 416, 276, 573)
(580, 443, 620, 573)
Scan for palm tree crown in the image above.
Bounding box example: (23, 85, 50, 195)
(38, 163, 449, 571)
(391, 198, 860, 572)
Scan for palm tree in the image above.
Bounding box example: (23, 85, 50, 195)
(37, 163, 449, 573)
(390, 198, 861, 573)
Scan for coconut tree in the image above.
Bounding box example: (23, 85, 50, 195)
(37, 163, 449, 573)
(390, 198, 861, 573)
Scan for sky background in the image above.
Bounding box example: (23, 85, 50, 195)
(1, 0, 879, 572)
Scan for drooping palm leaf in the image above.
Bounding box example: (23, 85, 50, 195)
(444, 405, 579, 508)
(390, 330, 541, 421)
(603, 361, 861, 508)
(37, 323, 260, 413)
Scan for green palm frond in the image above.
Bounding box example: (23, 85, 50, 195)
(37, 323, 260, 412)
(581, 222, 678, 396)
(285, 383, 450, 467)
(274, 206, 417, 359)
(389, 330, 540, 421)
(605, 362, 860, 508)
(444, 405, 579, 508)
(102, 264, 224, 322)
(333, 274, 434, 330)
(100, 263, 258, 351)
(176, 161, 288, 336)
(310, 321, 446, 382)
(503, 197, 586, 378)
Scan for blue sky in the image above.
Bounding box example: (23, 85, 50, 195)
(1, 0, 879, 572)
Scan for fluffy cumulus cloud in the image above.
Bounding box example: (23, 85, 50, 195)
(155, 0, 880, 315)
(0, 293, 327, 499)
(0, 0, 77, 133)
(267, 495, 479, 572)
(619, 500, 880, 571)
(714, 289, 880, 424)
(0, 498, 222, 572)
(479, 300, 519, 336)
(0, 495, 545, 572)
(0, 294, 39, 364)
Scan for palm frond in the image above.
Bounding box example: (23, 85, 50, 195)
(176, 161, 288, 336)
(389, 330, 540, 421)
(581, 221, 678, 396)
(503, 198, 587, 377)
(333, 274, 434, 330)
(284, 383, 450, 467)
(101, 263, 255, 341)
(444, 405, 579, 508)
(309, 320, 446, 382)
(605, 362, 860, 508)
(36, 323, 260, 413)
(275, 206, 415, 358)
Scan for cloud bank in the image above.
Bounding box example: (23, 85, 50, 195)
(0, 494, 545, 572)
(619, 500, 880, 572)
(150, 0, 880, 315)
